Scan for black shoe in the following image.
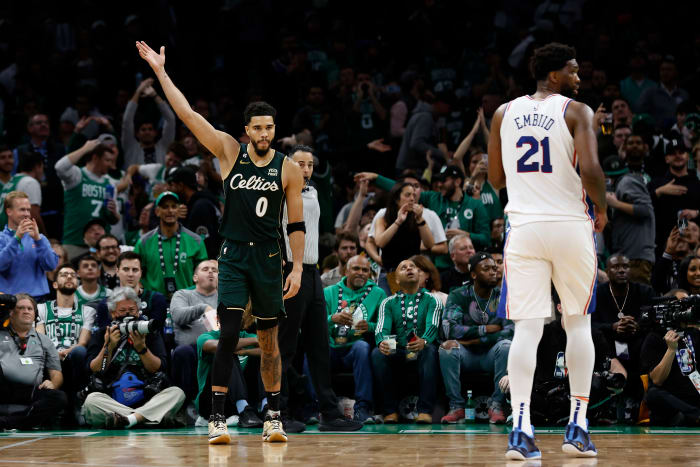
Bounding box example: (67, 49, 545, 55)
(280, 415, 306, 433)
(104, 412, 129, 429)
(238, 406, 264, 428)
(319, 416, 363, 432)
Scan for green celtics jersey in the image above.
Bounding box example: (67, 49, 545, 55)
(75, 284, 109, 307)
(62, 167, 113, 246)
(42, 300, 85, 350)
(479, 182, 504, 224)
(375, 288, 442, 346)
(219, 144, 286, 242)
(325, 278, 387, 349)
(0, 174, 26, 228)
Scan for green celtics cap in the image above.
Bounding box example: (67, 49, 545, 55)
(155, 191, 180, 207)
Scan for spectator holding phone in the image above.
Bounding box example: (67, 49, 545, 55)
(648, 135, 700, 258)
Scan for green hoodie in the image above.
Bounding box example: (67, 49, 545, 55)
(324, 278, 387, 349)
(375, 288, 443, 347)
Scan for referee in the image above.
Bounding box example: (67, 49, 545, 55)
(280, 145, 362, 432)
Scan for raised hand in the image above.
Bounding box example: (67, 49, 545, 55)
(354, 172, 378, 183)
(135, 41, 166, 73)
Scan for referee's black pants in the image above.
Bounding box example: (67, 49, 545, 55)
(280, 264, 341, 419)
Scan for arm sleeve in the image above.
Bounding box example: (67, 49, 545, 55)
(375, 175, 397, 192)
(156, 100, 176, 151)
(0, 234, 20, 271)
(170, 291, 207, 326)
(421, 294, 442, 344)
(365, 287, 387, 334)
(54, 156, 82, 190)
(42, 337, 62, 372)
(82, 306, 96, 332)
(467, 201, 490, 248)
(375, 297, 393, 345)
(36, 235, 59, 272)
(121, 100, 139, 153)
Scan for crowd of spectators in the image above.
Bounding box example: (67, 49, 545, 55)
(2, 1, 700, 431)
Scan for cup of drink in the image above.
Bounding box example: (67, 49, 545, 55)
(601, 113, 613, 135)
(387, 335, 397, 354)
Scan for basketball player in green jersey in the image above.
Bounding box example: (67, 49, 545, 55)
(136, 41, 305, 444)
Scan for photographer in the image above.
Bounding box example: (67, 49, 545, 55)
(640, 292, 700, 426)
(82, 287, 184, 429)
(0, 294, 67, 430)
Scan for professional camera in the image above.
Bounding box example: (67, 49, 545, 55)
(592, 357, 626, 392)
(0, 293, 17, 326)
(640, 295, 700, 330)
(113, 316, 158, 335)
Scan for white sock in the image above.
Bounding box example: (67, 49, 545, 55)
(508, 318, 545, 437)
(562, 313, 594, 429)
(126, 414, 138, 428)
(569, 396, 589, 429)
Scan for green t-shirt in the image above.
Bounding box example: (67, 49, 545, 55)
(134, 225, 208, 296)
(195, 329, 257, 411)
(62, 167, 114, 246)
(478, 182, 504, 225)
(324, 278, 387, 349)
(375, 288, 443, 347)
(75, 284, 109, 307)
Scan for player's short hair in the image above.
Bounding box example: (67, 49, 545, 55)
(76, 254, 99, 269)
(289, 145, 314, 158)
(55, 262, 77, 277)
(244, 101, 277, 124)
(529, 42, 577, 81)
(3, 191, 29, 212)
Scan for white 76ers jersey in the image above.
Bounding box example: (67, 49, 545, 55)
(500, 94, 590, 227)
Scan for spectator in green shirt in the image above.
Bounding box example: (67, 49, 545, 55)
(372, 259, 442, 424)
(134, 191, 208, 298)
(325, 255, 386, 424)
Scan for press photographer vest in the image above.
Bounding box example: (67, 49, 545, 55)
(219, 144, 285, 242)
(44, 300, 84, 350)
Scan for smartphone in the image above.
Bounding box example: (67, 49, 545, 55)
(678, 211, 688, 234)
(407, 330, 418, 343)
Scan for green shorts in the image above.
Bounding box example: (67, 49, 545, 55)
(217, 239, 285, 319)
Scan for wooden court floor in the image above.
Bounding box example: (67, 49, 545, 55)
(1, 425, 699, 466)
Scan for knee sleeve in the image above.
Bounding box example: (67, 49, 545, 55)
(256, 317, 278, 330)
(217, 303, 243, 338)
(212, 305, 243, 388)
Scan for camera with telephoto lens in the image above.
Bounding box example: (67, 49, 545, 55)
(0, 293, 17, 326)
(113, 316, 158, 335)
(592, 357, 626, 392)
(640, 295, 700, 330)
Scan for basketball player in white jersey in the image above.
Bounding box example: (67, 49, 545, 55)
(487, 43, 607, 460)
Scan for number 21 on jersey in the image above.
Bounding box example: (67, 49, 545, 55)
(516, 136, 552, 173)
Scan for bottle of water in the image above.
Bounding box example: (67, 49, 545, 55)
(465, 390, 476, 423)
(164, 309, 174, 335)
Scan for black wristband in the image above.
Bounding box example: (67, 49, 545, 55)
(136, 346, 148, 355)
(416, 220, 426, 226)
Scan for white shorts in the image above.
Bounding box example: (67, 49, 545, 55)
(497, 220, 597, 320)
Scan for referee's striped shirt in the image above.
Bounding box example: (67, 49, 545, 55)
(283, 185, 320, 265)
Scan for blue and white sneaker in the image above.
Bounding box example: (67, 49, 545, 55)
(505, 426, 542, 460)
(562, 420, 597, 457)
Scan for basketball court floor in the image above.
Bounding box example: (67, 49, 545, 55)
(1, 424, 699, 466)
